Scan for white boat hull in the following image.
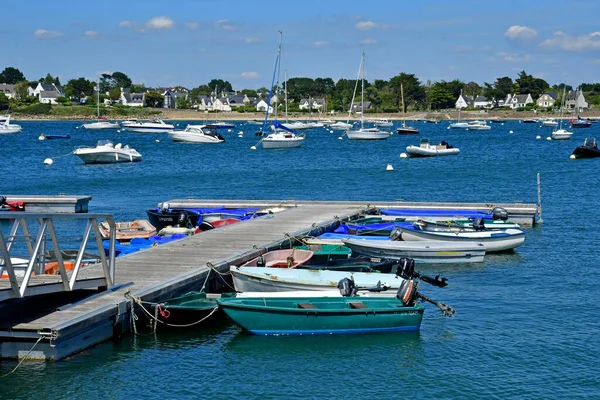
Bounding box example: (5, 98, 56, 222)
(74, 150, 142, 164)
(346, 129, 389, 140)
(342, 238, 486, 263)
(0, 125, 22, 134)
(262, 134, 305, 149)
(126, 127, 174, 133)
(398, 228, 525, 252)
(551, 129, 572, 140)
(168, 131, 223, 143)
(230, 266, 405, 292)
(330, 122, 353, 130)
(449, 122, 469, 129)
(405, 146, 460, 157)
(83, 122, 120, 130)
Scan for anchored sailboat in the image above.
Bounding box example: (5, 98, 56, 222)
(396, 82, 419, 134)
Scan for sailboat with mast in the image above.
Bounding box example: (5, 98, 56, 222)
(346, 53, 389, 140)
(396, 82, 419, 134)
(552, 86, 573, 140)
(449, 90, 469, 129)
(261, 31, 306, 149)
(83, 80, 120, 130)
(280, 70, 311, 131)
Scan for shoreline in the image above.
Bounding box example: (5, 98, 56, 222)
(9, 108, 600, 122)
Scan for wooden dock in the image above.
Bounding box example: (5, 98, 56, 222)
(4, 195, 91, 213)
(0, 204, 368, 360)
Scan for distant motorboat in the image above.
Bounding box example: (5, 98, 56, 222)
(570, 116, 592, 128)
(83, 120, 120, 130)
(370, 118, 393, 127)
(571, 137, 600, 159)
(466, 120, 491, 131)
(125, 118, 175, 133)
(73, 140, 142, 164)
(212, 121, 235, 129)
(330, 121, 353, 130)
(168, 124, 225, 143)
(541, 118, 559, 127)
(0, 115, 22, 134)
(279, 121, 312, 130)
(522, 118, 538, 123)
(449, 121, 469, 129)
(405, 138, 460, 157)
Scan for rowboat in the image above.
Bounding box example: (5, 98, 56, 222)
(98, 219, 157, 241)
(216, 295, 425, 335)
(241, 249, 314, 268)
(152, 292, 235, 327)
(396, 225, 526, 252)
(298, 255, 398, 273)
(414, 218, 521, 231)
(294, 244, 352, 263)
(230, 265, 407, 292)
(342, 238, 486, 263)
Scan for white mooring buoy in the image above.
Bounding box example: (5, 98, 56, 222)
(536, 135, 541, 139)
(386, 163, 394, 171)
(400, 153, 408, 158)
(155, 139, 160, 143)
(569, 154, 576, 160)
(509, 130, 514, 134)
(44, 158, 53, 166)
(546, 137, 552, 141)
(250, 146, 257, 150)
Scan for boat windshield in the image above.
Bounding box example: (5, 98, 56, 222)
(584, 138, 597, 148)
(97, 140, 113, 147)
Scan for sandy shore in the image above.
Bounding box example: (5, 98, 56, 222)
(12, 108, 600, 121)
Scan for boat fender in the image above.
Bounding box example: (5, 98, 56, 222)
(396, 279, 418, 306)
(397, 257, 415, 279)
(472, 218, 486, 231)
(389, 227, 402, 241)
(492, 207, 508, 221)
(337, 277, 358, 297)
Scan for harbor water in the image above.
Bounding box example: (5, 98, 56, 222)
(1, 119, 599, 399)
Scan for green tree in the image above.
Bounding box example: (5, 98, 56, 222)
(241, 89, 258, 98)
(144, 91, 164, 107)
(99, 73, 115, 92)
(42, 73, 55, 84)
(286, 77, 315, 101)
(189, 85, 212, 101)
(65, 78, 95, 98)
(429, 83, 455, 110)
(176, 96, 191, 109)
(208, 79, 232, 93)
(112, 72, 132, 89)
(0, 67, 26, 84)
(389, 73, 426, 111)
(514, 71, 548, 99)
(14, 80, 30, 101)
(0, 93, 9, 110)
(463, 81, 482, 98)
(108, 88, 121, 102)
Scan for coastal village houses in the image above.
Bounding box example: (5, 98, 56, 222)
(0, 84, 15, 99)
(473, 96, 492, 108)
(162, 90, 189, 109)
(504, 94, 534, 109)
(298, 98, 325, 110)
(120, 87, 144, 107)
(351, 101, 372, 113)
(537, 92, 557, 108)
(255, 99, 273, 113)
(455, 94, 473, 108)
(27, 83, 64, 104)
(565, 89, 588, 111)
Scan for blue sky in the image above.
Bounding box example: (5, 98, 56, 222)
(3, 0, 600, 90)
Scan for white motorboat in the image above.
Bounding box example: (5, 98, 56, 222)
(405, 138, 460, 157)
(0, 115, 22, 134)
(396, 226, 526, 253)
(346, 53, 389, 140)
(552, 87, 572, 140)
(83, 120, 120, 130)
(230, 266, 407, 293)
(0, 114, 9, 123)
(342, 238, 486, 263)
(247, 119, 264, 125)
(121, 118, 140, 127)
(541, 118, 559, 127)
(449, 121, 469, 129)
(168, 124, 225, 143)
(73, 140, 142, 164)
(330, 121, 353, 130)
(125, 118, 175, 133)
(466, 120, 491, 131)
(370, 118, 393, 127)
(279, 121, 312, 130)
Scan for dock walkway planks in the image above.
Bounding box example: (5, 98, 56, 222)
(0, 204, 365, 360)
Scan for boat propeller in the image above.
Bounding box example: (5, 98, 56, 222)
(396, 258, 448, 288)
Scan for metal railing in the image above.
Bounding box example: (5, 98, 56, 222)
(0, 213, 116, 299)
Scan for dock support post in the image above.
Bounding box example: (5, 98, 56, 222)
(537, 172, 543, 224)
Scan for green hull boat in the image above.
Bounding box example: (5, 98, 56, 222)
(294, 244, 352, 263)
(156, 292, 235, 327)
(216, 296, 424, 335)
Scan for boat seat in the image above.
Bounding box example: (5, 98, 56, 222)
(297, 302, 317, 309)
(349, 301, 368, 309)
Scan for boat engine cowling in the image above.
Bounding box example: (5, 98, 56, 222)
(389, 227, 402, 241)
(492, 207, 508, 221)
(397, 257, 415, 279)
(177, 211, 190, 227)
(396, 278, 418, 306)
(337, 277, 358, 297)
(0, 196, 5, 207)
(472, 217, 486, 231)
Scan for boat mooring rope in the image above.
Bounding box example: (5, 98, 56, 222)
(1, 335, 44, 378)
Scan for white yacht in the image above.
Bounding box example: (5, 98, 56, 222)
(541, 118, 559, 127)
(370, 118, 393, 127)
(124, 118, 175, 133)
(83, 120, 120, 130)
(262, 121, 306, 149)
(168, 125, 225, 143)
(0, 115, 22, 134)
(466, 120, 491, 131)
(73, 140, 142, 164)
(279, 121, 312, 130)
(330, 121, 354, 130)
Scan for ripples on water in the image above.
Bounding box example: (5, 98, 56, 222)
(1, 120, 599, 399)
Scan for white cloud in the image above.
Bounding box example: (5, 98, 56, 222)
(485, 52, 531, 63)
(359, 39, 376, 45)
(314, 41, 328, 47)
(184, 22, 199, 30)
(241, 72, 259, 79)
(505, 25, 537, 41)
(540, 31, 600, 51)
(216, 19, 235, 31)
(145, 16, 174, 30)
(84, 30, 98, 38)
(33, 29, 63, 39)
(119, 20, 134, 28)
(355, 21, 378, 30)
(244, 37, 258, 43)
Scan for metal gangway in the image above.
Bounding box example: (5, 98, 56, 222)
(0, 213, 116, 301)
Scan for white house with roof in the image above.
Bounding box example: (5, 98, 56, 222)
(120, 88, 144, 107)
(212, 96, 231, 112)
(298, 98, 325, 110)
(0, 84, 15, 99)
(537, 92, 557, 108)
(163, 90, 189, 108)
(504, 93, 533, 109)
(350, 101, 372, 113)
(255, 99, 273, 113)
(31, 83, 64, 104)
(473, 95, 492, 108)
(455, 93, 473, 109)
(565, 89, 588, 111)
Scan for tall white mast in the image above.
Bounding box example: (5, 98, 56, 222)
(284, 69, 288, 122)
(275, 30, 282, 121)
(360, 52, 365, 129)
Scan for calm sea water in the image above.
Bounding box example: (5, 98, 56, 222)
(1, 119, 599, 399)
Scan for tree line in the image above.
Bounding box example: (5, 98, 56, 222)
(1, 66, 599, 111)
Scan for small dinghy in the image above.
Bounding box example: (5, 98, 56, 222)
(405, 138, 460, 157)
(99, 219, 157, 242)
(571, 138, 600, 159)
(241, 249, 314, 268)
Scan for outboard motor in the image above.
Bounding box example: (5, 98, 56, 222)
(161, 202, 170, 213)
(256, 255, 266, 267)
(337, 277, 358, 297)
(492, 207, 509, 221)
(177, 211, 189, 227)
(472, 217, 486, 231)
(397, 257, 415, 280)
(0, 196, 5, 207)
(389, 227, 403, 241)
(396, 278, 418, 306)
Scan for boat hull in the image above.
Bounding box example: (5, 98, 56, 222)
(146, 209, 201, 230)
(342, 238, 486, 263)
(83, 122, 120, 130)
(346, 129, 389, 140)
(74, 150, 141, 164)
(405, 146, 460, 157)
(396, 127, 419, 134)
(398, 227, 525, 253)
(262, 136, 305, 148)
(168, 131, 224, 143)
(217, 297, 424, 335)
